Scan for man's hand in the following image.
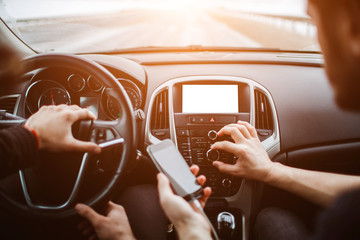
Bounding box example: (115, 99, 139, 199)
(75, 201, 136, 240)
(211, 121, 273, 182)
(157, 167, 212, 240)
(24, 105, 101, 154)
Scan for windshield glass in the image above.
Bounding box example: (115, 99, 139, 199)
(0, 0, 319, 53)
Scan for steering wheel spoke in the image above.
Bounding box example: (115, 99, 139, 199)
(19, 138, 124, 211)
(91, 119, 123, 143)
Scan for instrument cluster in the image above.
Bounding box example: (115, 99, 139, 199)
(25, 73, 143, 119)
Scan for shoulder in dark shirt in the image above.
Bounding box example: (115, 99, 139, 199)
(311, 188, 360, 240)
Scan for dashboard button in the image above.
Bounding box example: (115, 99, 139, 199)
(181, 150, 191, 157)
(180, 143, 190, 151)
(177, 129, 189, 136)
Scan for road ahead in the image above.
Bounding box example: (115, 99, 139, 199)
(15, 9, 315, 53)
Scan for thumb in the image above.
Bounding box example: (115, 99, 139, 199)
(107, 201, 125, 213)
(157, 173, 174, 201)
(75, 203, 101, 225)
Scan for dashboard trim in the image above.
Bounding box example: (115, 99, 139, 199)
(141, 60, 323, 67)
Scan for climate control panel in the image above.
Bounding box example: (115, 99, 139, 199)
(177, 127, 242, 197)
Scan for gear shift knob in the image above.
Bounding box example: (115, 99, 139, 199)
(217, 212, 235, 239)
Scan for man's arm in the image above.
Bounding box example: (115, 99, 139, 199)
(0, 126, 38, 178)
(265, 162, 360, 207)
(157, 173, 212, 240)
(0, 105, 101, 178)
(211, 121, 360, 207)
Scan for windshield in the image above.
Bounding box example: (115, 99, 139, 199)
(0, 0, 319, 53)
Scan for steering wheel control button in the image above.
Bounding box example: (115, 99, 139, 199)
(208, 130, 218, 140)
(222, 179, 232, 188)
(206, 149, 220, 162)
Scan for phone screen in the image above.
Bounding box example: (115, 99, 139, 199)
(147, 139, 203, 200)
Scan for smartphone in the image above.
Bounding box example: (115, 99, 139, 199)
(147, 139, 203, 201)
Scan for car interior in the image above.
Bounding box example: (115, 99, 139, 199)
(1, 1, 360, 239)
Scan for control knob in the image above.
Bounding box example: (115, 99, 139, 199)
(208, 130, 218, 140)
(222, 178, 232, 188)
(206, 149, 220, 162)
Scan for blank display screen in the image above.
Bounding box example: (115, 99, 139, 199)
(182, 85, 238, 113)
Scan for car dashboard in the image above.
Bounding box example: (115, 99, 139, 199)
(1, 50, 360, 239)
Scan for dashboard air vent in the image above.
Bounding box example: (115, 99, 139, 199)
(255, 90, 273, 140)
(0, 95, 19, 114)
(150, 90, 170, 139)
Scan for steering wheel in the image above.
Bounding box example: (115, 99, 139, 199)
(0, 53, 136, 218)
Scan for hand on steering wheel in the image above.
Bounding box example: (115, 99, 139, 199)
(25, 104, 101, 154)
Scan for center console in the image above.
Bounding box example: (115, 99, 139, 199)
(146, 75, 280, 240)
(172, 82, 251, 197)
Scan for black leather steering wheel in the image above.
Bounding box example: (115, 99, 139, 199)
(0, 53, 136, 218)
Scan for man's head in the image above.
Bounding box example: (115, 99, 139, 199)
(307, 0, 360, 112)
(0, 33, 22, 84)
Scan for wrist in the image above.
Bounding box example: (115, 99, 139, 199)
(117, 234, 136, 240)
(175, 217, 211, 240)
(177, 226, 211, 240)
(23, 125, 40, 149)
(264, 162, 283, 184)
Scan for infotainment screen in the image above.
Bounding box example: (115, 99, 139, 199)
(182, 85, 238, 113)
